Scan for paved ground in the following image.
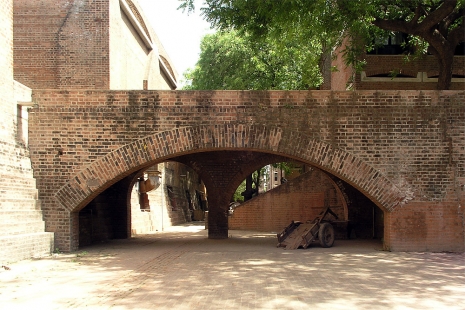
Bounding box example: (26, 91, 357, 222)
(1, 223, 464, 310)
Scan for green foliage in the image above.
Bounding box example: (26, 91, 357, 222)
(231, 166, 267, 202)
(339, 0, 464, 89)
(179, 0, 349, 86)
(339, 0, 464, 49)
(233, 180, 246, 202)
(180, 0, 464, 90)
(183, 30, 321, 90)
(271, 162, 294, 176)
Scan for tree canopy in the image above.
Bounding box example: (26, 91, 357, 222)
(344, 0, 465, 89)
(183, 30, 321, 90)
(180, 0, 465, 90)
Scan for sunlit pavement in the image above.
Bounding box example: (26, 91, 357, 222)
(1, 223, 464, 310)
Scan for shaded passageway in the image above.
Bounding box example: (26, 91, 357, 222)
(76, 150, 385, 251)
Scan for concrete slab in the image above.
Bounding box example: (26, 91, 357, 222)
(1, 223, 464, 310)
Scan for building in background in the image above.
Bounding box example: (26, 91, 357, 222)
(13, 0, 177, 91)
(325, 33, 464, 90)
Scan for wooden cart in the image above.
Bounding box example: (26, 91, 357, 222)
(277, 207, 338, 250)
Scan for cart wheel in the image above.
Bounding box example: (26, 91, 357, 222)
(318, 222, 335, 248)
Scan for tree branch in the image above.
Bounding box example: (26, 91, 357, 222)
(437, 7, 463, 37)
(416, 0, 457, 32)
(443, 7, 464, 29)
(448, 22, 465, 47)
(410, 5, 423, 25)
(372, 19, 409, 33)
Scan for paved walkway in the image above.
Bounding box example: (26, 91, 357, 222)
(1, 223, 464, 310)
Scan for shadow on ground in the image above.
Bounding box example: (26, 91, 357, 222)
(1, 223, 464, 310)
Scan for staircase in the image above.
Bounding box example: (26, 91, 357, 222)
(0, 173, 54, 264)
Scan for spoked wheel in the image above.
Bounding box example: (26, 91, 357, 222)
(318, 222, 335, 248)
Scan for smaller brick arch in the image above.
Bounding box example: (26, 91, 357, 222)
(426, 71, 440, 78)
(55, 124, 411, 213)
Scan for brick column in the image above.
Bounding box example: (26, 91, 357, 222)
(206, 187, 229, 239)
(174, 151, 286, 240)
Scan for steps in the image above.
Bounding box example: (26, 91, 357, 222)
(0, 172, 54, 263)
(0, 232, 54, 264)
(0, 210, 46, 235)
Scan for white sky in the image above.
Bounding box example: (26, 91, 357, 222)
(137, 0, 214, 85)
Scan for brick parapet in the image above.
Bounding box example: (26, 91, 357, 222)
(30, 89, 465, 195)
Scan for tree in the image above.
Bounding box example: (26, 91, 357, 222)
(343, 0, 465, 90)
(234, 167, 265, 202)
(180, 0, 346, 89)
(180, 0, 465, 90)
(183, 30, 321, 90)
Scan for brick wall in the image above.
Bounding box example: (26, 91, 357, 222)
(13, 0, 176, 90)
(229, 168, 347, 232)
(386, 202, 464, 252)
(229, 168, 383, 241)
(14, 0, 110, 89)
(28, 90, 465, 252)
(355, 55, 465, 90)
(0, 0, 53, 264)
(13, 0, 69, 88)
(0, 0, 13, 118)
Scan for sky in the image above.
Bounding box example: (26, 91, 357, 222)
(137, 0, 214, 86)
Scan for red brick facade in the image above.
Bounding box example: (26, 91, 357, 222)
(29, 89, 465, 252)
(328, 40, 465, 91)
(13, 0, 176, 90)
(355, 55, 465, 90)
(13, 0, 110, 89)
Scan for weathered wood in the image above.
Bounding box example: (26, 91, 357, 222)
(277, 207, 338, 250)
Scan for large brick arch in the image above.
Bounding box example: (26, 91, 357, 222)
(55, 124, 410, 213)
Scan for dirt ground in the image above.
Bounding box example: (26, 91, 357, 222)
(1, 223, 464, 310)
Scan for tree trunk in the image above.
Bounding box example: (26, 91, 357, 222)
(436, 49, 454, 90)
(242, 174, 254, 201)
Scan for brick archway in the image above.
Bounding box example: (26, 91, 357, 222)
(55, 124, 410, 213)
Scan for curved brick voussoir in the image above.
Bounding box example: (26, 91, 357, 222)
(55, 124, 407, 214)
(276, 130, 410, 212)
